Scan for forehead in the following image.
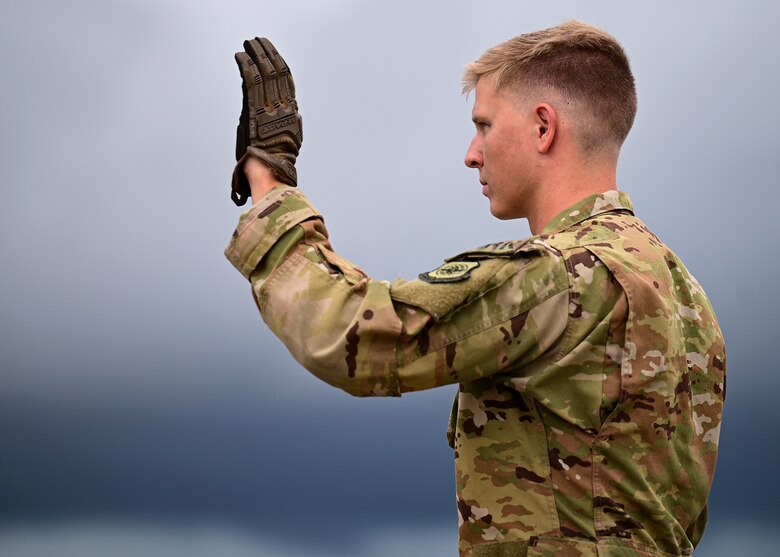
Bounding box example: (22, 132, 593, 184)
(472, 76, 519, 117)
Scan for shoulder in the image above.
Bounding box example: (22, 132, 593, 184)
(541, 213, 628, 252)
(541, 210, 670, 274)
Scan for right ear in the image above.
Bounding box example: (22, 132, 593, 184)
(533, 103, 558, 154)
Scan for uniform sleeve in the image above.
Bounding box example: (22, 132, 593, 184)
(225, 187, 570, 397)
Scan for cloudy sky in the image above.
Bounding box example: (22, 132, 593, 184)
(1, 0, 778, 555)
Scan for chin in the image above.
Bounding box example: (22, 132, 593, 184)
(489, 204, 521, 221)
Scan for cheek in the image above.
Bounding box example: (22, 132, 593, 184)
(486, 132, 513, 161)
(482, 138, 497, 165)
(485, 142, 510, 175)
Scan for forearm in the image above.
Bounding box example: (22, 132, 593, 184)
(254, 225, 404, 396)
(226, 186, 403, 396)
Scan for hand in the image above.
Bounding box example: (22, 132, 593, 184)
(231, 37, 303, 206)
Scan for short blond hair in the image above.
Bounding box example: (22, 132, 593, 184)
(463, 20, 637, 156)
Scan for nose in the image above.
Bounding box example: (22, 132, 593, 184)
(464, 135, 483, 168)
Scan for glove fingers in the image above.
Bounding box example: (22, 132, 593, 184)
(246, 38, 276, 76)
(235, 51, 266, 121)
(245, 38, 280, 111)
(234, 59, 250, 160)
(259, 38, 287, 73)
(286, 75, 296, 104)
(277, 75, 294, 107)
(235, 51, 262, 92)
(259, 37, 295, 106)
(236, 50, 268, 145)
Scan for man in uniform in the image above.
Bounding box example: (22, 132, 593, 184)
(224, 21, 726, 557)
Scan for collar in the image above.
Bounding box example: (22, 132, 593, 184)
(541, 190, 634, 234)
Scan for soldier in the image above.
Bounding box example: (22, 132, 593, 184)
(225, 21, 726, 557)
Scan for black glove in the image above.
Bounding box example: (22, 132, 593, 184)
(232, 37, 303, 206)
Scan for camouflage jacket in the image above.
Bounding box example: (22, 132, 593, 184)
(225, 189, 725, 557)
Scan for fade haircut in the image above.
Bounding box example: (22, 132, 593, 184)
(463, 20, 637, 157)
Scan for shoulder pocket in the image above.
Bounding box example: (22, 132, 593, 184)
(390, 258, 524, 320)
(471, 540, 529, 557)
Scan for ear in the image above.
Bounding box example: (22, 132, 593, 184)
(534, 103, 557, 154)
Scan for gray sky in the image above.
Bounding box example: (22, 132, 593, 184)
(1, 1, 778, 555)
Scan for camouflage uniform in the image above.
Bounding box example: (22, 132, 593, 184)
(225, 188, 725, 557)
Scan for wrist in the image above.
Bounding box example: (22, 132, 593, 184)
(244, 156, 285, 201)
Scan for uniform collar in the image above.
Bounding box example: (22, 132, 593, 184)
(541, 190, 634, 234)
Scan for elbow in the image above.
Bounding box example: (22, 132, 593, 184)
(295, 350, 400, 398)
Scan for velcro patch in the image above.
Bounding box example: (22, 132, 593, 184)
(419, 261, 480, 283)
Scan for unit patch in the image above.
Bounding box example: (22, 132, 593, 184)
(419, 261, 480, 283)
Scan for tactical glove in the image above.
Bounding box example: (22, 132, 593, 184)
(232, 37, 303, 206)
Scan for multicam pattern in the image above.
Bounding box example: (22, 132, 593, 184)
(225, 188, 725, 557)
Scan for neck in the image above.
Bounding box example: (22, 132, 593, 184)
(527, 163, 618, 235)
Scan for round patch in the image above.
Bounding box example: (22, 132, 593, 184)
(419, 261, 480, 283)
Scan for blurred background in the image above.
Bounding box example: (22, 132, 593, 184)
(1, 1, 777, 555)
